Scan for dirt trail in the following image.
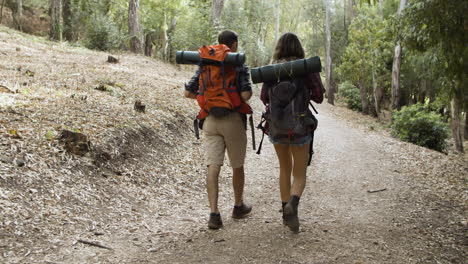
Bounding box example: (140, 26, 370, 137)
(60, 103, 466, 264)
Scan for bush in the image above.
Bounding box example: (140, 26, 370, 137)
(84, 16, 122, 51)
(338, 81, 362, 111)
(391, 103, 449, 152)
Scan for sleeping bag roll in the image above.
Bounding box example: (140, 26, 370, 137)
(176, 51, 245, 66)
(250, 56, 322, 84)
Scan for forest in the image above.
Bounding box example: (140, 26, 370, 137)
(2, 0, 465, 153)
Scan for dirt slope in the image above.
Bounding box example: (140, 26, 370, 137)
(1, 27, 467, 264)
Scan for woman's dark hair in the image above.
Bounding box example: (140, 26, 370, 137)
(218, 30, 238, 48)
(273, 32, 305, 61)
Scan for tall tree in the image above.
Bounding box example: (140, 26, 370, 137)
(390, 0, 406, 110)
(49, 0, 62, 41)
(16, 0, 21, 17)
(5, 0, 21, 30)
(211, 0, 224, 37)
(324, 0, 334, 105)
(128, 0, 141, 53)
(62, 0, 72, 41)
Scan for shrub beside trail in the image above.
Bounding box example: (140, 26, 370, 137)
(391, 103, 449, 152)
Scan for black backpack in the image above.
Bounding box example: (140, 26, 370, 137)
(257, 79, 318, 165)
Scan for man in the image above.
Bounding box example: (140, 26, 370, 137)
(184, 30, 252, 229)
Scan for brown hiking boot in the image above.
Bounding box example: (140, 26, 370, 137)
(208, 213, 223, 230)
(284, 196, 300, 233)
(232, 203, 252, 219)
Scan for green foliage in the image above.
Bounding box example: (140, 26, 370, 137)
(403, 0, 467, 108)
(171, 0, 212, 54)
(391, 103, 449, 152)
(338, 81, 362, 111)
(336, 7, 392, 86)
(84, 15, 122, 51)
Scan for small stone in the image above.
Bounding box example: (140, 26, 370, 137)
(147, 248, 157, 253)
(15, 159, 25, 167)
(93, 232, 104, 236)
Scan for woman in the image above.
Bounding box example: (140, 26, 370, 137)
(260, 32, 324, 232)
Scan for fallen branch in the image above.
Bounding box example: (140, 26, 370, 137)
(0, 84, 14, 93)
(367, 188, 387, 193)
(77, 239, 112, 250)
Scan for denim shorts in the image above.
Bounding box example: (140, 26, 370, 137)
(268, 134, 312, 147)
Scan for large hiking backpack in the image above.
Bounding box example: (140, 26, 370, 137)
(192, 44, 255, 149)
(257, 78, 318, 165)
(267, 79, 316, 141)
(196, 44, 251, 120)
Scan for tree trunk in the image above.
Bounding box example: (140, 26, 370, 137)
(391, 43, 402, 109)
(275, 0, 280, 41)
(166, 17, 177, 62)
(348, 0, 355, 21)
(62, 0, 72, 41)
(324, 0, 334, 105)
(1, 0, 6, 24)
(451, 96, 464, 152)
(343, 0, 347, 44)
(359, 81, 370, 114)
(372, 67, 380, 114)
(128, 0, 141, 53)
(390, 0, 407, 110)
(378, 0, 383, 17)
(419, 79, 427, 103)
(464, 110, 468, 140)
(212, 0, 224, 38)
(144, 32, 154, 57)
(370, 36, 383, 116)
(16, 0, 20, 15)
(7, 0, 22, 30)
(428, 81, 436, 103)
(49, 0, 62, 41)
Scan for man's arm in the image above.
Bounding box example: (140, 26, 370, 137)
(184, 90, 197, 99)
(239, 64, 253, 102)
(184, 70, 200, 100)
(241, 91, 252, 102)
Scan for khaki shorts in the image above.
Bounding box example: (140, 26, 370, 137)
(202, 112, 247, 168)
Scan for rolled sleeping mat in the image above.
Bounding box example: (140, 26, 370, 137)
(175, 51, 246, 66)
(250, 56, 322, 84)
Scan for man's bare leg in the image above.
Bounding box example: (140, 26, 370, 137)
(207, 164, 221, 213)
(232, 166, 245, 206)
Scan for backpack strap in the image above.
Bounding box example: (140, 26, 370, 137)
(307, 130, 314, 166)
(309, 102, 319, 114)
(249, 114, 256, 150)
(255, 113, 267, 154)
(193, 117, 200, 139)
(256, 132, 265, 155)
(307, 102, 318, 166)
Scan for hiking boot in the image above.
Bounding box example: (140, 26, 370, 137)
(284, 196, 300, 233)
(208, 213, 223, 230)
(232, 203, 252, 219)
